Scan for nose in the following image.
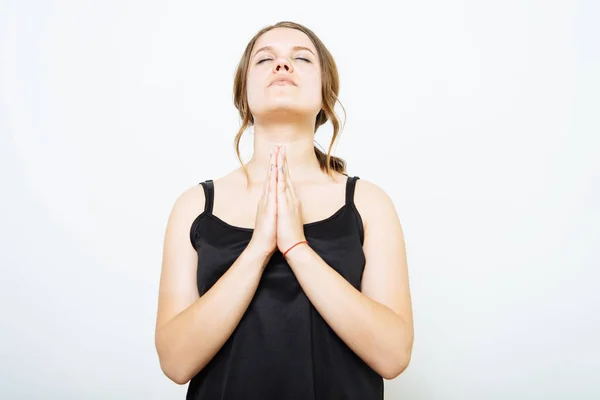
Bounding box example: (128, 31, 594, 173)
(274, 57, 293, 73)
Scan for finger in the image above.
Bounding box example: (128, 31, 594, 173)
(277, 145, 285, 195)
(284, 149, 296, 200)
(263, 149, 273, 199)
(269, 146, 278, 205)
(282, 149, 292, 203)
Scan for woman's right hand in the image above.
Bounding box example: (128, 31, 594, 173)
(249, 145, 279, 257)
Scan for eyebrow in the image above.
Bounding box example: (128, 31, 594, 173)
(252, 45, 315, 58)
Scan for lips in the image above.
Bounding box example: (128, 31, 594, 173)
(269, 77, 296, 86)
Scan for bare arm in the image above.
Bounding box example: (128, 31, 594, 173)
(154, 186, 271, 385)
(283, 179, 413, 380)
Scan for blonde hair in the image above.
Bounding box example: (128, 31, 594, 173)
(232, 21, 347, 187)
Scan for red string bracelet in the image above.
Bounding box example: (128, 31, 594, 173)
(282, 240, 308, 257)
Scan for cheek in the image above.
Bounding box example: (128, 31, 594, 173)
(245, 73, 264, 106)
(306, 76, 322, 103)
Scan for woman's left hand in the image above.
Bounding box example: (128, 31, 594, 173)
(276, 145, 307, 254)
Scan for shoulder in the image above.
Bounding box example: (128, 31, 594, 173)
(353, 177, 399, 231)
(354, 177, 396, 210)
(168, 167, 239, 221)
(166, 182, 206, 228)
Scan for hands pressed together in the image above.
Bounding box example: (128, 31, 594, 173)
(250, 145, 308, 258)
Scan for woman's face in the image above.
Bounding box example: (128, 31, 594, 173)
(246, 27, 322, 122)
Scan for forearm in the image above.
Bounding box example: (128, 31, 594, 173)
(156, 243, 271, 384)
(284, 245, 411, 379)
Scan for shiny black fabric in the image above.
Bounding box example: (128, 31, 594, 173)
(186, 175, 383, 400)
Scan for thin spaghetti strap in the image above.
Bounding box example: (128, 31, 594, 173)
(345, 176, 360, 206)
(345, 175, 364, 244)
(199, 179, 214, 213)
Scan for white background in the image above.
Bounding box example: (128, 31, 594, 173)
(1, 1, 599, 399)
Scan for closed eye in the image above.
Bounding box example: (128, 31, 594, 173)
(257, 57, 312, 65)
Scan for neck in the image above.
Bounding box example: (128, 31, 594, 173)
(244, 118, 322, 185)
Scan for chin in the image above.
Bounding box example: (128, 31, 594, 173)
(265, 108, 305, 120)
(255, 103, 308, 117)
(250, 99, 321, 120)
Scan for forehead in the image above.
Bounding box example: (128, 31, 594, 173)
(253, 27, 316, 54)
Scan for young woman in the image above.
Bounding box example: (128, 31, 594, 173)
(155, 21, 414, 400)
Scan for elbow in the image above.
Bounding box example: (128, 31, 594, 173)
(156, 335, 192, 385)
(381, 360, 410, 380)
(169, 371, 191, 386)
(381, 322, 414, 380)
(380, 349, 412, 380)
(159, 357, 192, 385)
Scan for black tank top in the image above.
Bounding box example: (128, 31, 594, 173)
(187, 175, 383, 400)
